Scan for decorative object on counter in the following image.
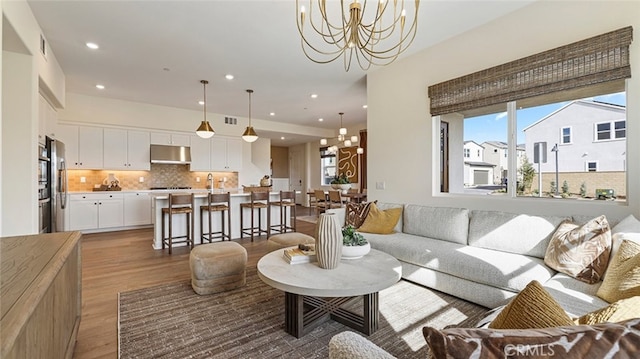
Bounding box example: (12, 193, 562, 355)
(341, 225, 370, 259)
(330, 173, 351, 194)
(315, 213, 342, 269)
(260, 175, 271, 187)
(241, 89, 259, 143)
(101, 173, 121, 191)
(242, 185, 271, 193)
(196, 80, 215, 139)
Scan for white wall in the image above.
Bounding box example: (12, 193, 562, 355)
(367, 1, 640, 219)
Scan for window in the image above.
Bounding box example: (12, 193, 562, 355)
(320, 148, 336, 185)
(464, 148, 470, 158)
(477, 149, 480, 157)
(587, 161, 598, 172)
(596, 120, 626, 141)
(561, 127, 572, 144)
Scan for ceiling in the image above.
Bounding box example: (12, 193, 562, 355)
(27, 0, 534, 145)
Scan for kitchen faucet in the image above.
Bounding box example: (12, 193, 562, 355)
(207, 173, 214, 193)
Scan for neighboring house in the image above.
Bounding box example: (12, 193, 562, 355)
(523, 100, 626, 173)
(523, 100, 626, 195)
(463, 141, 495, 185)
(482, 141, 526, 185)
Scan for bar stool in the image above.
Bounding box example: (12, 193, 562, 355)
(200, 192, 231, 244)
(240, 191, 270, 242)
(270, 190, 297, 234)
(161, 193, 195, 254)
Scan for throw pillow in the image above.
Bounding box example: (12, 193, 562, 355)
(358, 202, 402, 235)
(597, 239, 640, 303)
(577, 296, 640, 325)
(609, 232, 640, 267)
(345, 201, 376, 229)
(489, 280, 574, 329)
(544, 215, 611, 284)
(423, 318, 640, 359)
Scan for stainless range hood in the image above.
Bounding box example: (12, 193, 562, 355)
(150, 145, 192, 164)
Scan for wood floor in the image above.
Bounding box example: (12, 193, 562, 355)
(72, 213, 316, 359)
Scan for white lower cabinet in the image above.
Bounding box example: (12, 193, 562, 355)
(69, 193, 124, 231)
(124, 192, 151, 226)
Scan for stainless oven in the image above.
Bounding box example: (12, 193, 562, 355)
(38, 143, 50, 200)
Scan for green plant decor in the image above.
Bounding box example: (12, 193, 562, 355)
(331, 173, 350, 185)
(342, 225, 367, 246)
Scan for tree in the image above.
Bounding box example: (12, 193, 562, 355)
(518, 155, 536, 194)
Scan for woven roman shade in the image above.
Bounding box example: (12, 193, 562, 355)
(428, 26, 633, 116)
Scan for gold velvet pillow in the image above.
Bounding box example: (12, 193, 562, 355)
(345, 201, 376, 229)
(489, 280, 574, 329)
(357, 202, 402, 235)
(597, 239, 640, 303)
(544, 216, 611, 284)
(577, 296, 640, 325)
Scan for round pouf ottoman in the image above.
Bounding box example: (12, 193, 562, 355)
(267, 232, 315, 252)
(189, 242, 247, 295)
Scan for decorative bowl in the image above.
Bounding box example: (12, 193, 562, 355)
(341, 242, 371, 259)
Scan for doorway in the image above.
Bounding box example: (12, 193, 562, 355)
(289, 148, 304, 204)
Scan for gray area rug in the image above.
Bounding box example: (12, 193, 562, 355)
(118, 267, 488, 358)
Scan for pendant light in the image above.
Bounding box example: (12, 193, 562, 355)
(242, 89, 259, 143)
(196, 80, 215, 139)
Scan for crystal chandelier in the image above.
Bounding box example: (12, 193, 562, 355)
(321, 112, 363, 154)
(242, 89, 259, 143)
(296, 0, 420, 71)
(196, 80, 215, 138)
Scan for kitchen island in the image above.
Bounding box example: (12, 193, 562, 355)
(150, 190, 286, 249)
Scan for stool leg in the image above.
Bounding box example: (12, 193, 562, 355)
(208, 209, 213, 243)
(162, 212, 166, 250)
(168, 211, 173, 255)
(220, 210, 225, 241)
(240, 205, 245, 239)
(292, 204, 297, 232)
(280, 205, 285, 233)
(266, 206, 271, 238)
(252, 206, 257, 242)
(227, 208, 231, 240)
(200, 209, 204, 244)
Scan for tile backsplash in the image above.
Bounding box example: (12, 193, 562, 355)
(67, 164, 238, 191)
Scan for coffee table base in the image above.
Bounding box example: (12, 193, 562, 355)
(284, 291, 379, 338)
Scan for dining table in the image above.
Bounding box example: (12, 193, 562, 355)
(307, 190, 368, 204)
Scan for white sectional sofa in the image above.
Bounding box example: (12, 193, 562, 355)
(329, 203, 614, 315)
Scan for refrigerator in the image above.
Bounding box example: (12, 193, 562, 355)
(48, 137, 69, 232)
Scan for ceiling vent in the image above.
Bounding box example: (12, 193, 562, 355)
(224, 117, 238, 125)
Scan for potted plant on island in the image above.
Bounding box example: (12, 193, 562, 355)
(342, 225, 370, 259)
(330, 173, 351, 194)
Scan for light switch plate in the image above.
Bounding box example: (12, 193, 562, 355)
(376, 181, 385, 190)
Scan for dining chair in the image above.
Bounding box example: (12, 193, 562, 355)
(314, 189, 328, 217)
(327, 190, 344, 209)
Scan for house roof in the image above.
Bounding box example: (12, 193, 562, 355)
(522, 100, 626, 132)
(464, 161, 496, 167)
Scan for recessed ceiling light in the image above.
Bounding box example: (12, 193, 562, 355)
(86, 42, 99, 50)
(198, 101, 205, 105)
(310, 94, 318, 99)
(318, 118, 323, 122)
(225, 74, 234, 80)
(269, 112, 275, 116)
(95, 84, 105, 89)
(362, 105, 368, 109)
(280, 137, 285, 140)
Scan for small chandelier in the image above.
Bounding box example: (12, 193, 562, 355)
(196, 80, 215, 139)
(242, 89, 259, 143)
(321, 112, 363, 154)
(296, 0, 420, 71)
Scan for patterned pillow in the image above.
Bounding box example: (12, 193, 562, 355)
(345, 201, 376, 229)
(577, 296, 640, 325)
(597, 239, 640, 303)
(544, 215, 611, 284)
(423, 318, 640, 359)
(489, 280, 574, 329)
(358, 203, 402, 235)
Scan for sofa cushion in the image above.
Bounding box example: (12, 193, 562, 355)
(489, 280, 574, 329)
(376, 203, 404, 233)
(611, 214, 640, 234)
(468, 210, 569, 258)
(577, 296, 640, 325)
(403, 205, 469, 244)
(363, 232, 555, 294)
(542, 273, 608, 318)
(597, 239, 640, 303)
(544, 216, 611, 284)
(358, 203, 402, 235)
(423, 318, 640, 359)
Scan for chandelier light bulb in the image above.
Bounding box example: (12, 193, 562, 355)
(351, 135, 358, 143)
(339, 127, 347, 135)
(357, 147, 364, 154)
(320, 138, 327, 146)
(344, 140, 352, 147)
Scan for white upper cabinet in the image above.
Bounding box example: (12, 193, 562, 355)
(189, 135, 211, 172)
(104, 129, 150, 170)
(150, 132, 190, 146)
(57, 124, 103, 169)
(211, 137, 243, 171)
(38, 94, 57, 143)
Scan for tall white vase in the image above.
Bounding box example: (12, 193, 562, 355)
(315, 213, 343, 269)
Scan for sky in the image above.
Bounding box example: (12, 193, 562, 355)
(464, 92, 627, 145)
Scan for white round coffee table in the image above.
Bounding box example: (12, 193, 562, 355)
(257, 248, 401, 338)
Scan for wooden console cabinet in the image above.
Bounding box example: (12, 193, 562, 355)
(1, 231, 82, 359)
